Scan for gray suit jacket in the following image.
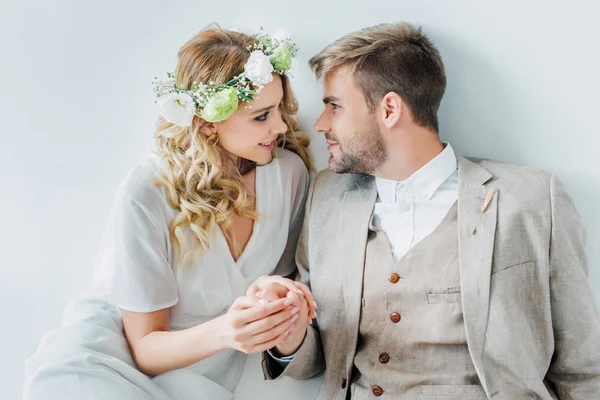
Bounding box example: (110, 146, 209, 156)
(262, 155, 600, 399)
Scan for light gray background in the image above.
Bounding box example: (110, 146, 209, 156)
(2, 1, 598, 398)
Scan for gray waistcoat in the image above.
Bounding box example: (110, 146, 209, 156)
(351, 204, 486, 399)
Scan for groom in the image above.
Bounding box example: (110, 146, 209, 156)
(251, 22, 600, 399)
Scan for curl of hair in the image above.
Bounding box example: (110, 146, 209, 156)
(154, 26, 313, 264)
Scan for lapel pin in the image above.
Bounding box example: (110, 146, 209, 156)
(481, 187, 496, 213)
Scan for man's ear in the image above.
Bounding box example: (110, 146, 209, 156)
(379, 91, 404, 128)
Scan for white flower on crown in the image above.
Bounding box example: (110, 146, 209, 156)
(244, 51, 274, 85)
(158, 92, 195, 127)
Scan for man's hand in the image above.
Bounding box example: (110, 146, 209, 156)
(247, 276, 316, 356)
(247, 275, 317, 320)
(272, 293, 310, 356)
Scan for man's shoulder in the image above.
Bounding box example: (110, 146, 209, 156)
(464, 156, 552, 191)
(461, 156, 563, 218)
(312, 168, 369, 194)
(312, 159, 554, 190)
(310, 158, 561, 205)
(313, 168, 343, 186)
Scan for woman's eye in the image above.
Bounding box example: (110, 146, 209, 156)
(331, 103, 341, 110)
(255, 111, 270, 122)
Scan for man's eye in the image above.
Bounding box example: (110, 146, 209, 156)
(331, 103, 341, 110)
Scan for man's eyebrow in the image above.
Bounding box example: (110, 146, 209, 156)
(323, 96, 341, 104)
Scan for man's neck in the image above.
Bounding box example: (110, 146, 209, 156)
(374, 129, 444, 181)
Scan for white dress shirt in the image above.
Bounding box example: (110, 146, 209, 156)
(372, 143, 458, 260)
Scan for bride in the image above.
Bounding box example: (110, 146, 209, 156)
(24, 25, 317, 400)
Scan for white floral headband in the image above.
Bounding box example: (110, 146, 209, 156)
(151, 29, 297, 127)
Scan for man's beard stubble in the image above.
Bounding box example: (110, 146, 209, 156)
(328, 124, 386, 175)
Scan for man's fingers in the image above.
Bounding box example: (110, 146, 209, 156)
(246, 282, 261, 298)
(287, 291, 316, 320)
(286, 291, 302, 305)
(247, 276, 317, 317)
(276, 278, 317, 311)
(293, 282, 317, 311)
(257, 283, 287, 302)
(248, 276, 297, 299)
(246, 275, 273, 298)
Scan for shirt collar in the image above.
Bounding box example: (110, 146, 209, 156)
(376, 143, 457, 203)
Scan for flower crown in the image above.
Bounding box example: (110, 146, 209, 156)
(151, 29, 297, 127)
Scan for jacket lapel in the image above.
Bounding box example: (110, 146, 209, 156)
(339, 174, 377, 373)
(456, 155, 497, 396)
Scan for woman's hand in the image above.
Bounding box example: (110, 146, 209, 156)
(217, 296, 300, 354)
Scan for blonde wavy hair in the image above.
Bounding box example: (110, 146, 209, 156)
(154, 26, 314, 264)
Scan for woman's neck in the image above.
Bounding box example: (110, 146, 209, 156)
(222, 153, 256, 176)
(238, 158, 257, 175)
